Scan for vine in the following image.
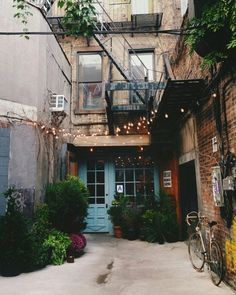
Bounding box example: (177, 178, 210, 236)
(185, 0, 236, 67)
(13, 0, 32, 38)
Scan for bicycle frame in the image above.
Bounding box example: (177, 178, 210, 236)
(186, 211, 224, 286)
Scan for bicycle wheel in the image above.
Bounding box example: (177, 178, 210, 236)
(188, 232, 205, 271)
(209, 241, 223, 286)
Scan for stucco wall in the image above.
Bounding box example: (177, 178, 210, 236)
(0, 0, 71, 118)
(0, 1, 72, 206)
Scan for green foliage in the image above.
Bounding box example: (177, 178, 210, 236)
(121, 205, 142, 240)
(58, 0, 96, 37)
(0, 188, 33, 276)
(185, 0, 236, 65)
(43, 229, 71, 265)
(29, 204, 52, 269)
(140, 192, 179, 244)
(107, 195, 129, 226)
(45, 176, 89, 233)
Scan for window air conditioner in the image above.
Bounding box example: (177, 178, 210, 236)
(50, 95, 68, 113)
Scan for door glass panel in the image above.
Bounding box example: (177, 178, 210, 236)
(126, 183, 134, 196)
(87, 184, 95, 196)
(97, 172, 104, 183)
(87, 172, 95, 183)
(97, 197, 105, 204)
(115, 170, 124, 182)
(125, 169, 134, 181)
(89, 197, 95, 204)
(97, 184, 105, 197)
(135, 169, 144, 181)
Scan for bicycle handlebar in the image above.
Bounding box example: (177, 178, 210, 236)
(186, 211, 199, 226)
(186, 211, 217, 228)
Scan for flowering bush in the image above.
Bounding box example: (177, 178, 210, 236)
(69, 233, 86, 257)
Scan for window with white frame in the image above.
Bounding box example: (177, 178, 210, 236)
(78, 53, 104, 110)
(130, 50, 154, 103)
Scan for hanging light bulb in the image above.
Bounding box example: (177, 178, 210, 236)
(180, 108, 185, 113)
(165, 113, 169, 119)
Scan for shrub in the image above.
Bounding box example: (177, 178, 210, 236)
(29, 204, 52, 269)
(140, 192, 179, 244)
(45, 176, 89, 233)
(43, 229, 71, 265)
(0, 188, 34, 276)
(69, 233, 87, 257)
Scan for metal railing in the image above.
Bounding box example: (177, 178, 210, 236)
(93, 0, 149, 83)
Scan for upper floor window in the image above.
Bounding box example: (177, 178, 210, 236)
(131, 0, 150, 14)
(130, 50, 154, 104)
(78, 53, 104, 110)
(130, 51, 154, 81)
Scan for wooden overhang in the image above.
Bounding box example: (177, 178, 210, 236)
(156, 78, 205, 121)
(151, 78, 206, 141)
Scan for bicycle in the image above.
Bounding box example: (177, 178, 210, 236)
(186, 211, 224, 286)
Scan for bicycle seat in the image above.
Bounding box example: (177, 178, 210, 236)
(209, 221, 217, 227)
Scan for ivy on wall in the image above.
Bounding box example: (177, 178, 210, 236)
(185, 0, 236, 67)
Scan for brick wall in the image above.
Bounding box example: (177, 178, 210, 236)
(171, 30, 236, 288)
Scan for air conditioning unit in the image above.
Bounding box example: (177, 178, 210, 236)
(50, 95, 68, 113)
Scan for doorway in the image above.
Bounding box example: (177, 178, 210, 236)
(179, 160, 198, 240)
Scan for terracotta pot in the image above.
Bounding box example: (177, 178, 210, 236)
(113, 226, 122, 238)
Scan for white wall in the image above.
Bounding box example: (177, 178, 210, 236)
(0, 0, 71, 117)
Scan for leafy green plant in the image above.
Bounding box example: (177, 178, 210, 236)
(43, 230, 71, 265)
(0, 187, 33, 276)
(29, 204, 52, 269)
(121, 206, 142, 240)
(107, 195, 129, 226)
(140, 192, 179, 244)
(58, 0, 97, 37)
(185, 0, 236, 65)
(45, 176, 89, 233)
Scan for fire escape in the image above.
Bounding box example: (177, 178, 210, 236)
(47, 1, 205, 140)
(91, 0, 165, 135)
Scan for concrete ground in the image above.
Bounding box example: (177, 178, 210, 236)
(0, 234, 235, 295)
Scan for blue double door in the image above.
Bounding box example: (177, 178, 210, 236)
(79, 156, 158, 233)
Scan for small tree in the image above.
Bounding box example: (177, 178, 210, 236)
(45, 176, 89, 233)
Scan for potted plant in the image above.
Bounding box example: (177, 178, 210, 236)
(185, 0, 236, 66)
(107, 200, 123, 238)
(121, 204, 143, 240)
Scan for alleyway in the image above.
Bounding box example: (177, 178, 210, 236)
(0, 234, 234, 295)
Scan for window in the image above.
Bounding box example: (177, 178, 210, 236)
(78, 53, 104, 110)
(115, 155, 154, 200)
(130, 50, 154, 103)
(131, 0, 149, 14)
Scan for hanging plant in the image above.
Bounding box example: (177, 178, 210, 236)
(58, 0, 97, 37)
(185, 0, 236, 66)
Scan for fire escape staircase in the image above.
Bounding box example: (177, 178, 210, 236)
(92, 1, 165, 134)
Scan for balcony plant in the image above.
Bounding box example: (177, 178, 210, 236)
(185, 0, 236, 66)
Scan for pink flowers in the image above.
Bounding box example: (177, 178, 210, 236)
(69, 234, 86, 256)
